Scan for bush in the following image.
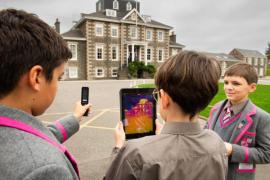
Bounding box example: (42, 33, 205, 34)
(267, 68, 270, 76)
(127, 61, 156, 78)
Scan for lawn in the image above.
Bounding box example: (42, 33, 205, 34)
(137, 83, 270, 119)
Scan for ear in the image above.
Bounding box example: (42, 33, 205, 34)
(28, 65, 44, 91)
(160, 89, 170, 109)
(249, 83, 257, 93)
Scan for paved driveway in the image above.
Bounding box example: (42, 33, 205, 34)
(38, 79, 270, 180)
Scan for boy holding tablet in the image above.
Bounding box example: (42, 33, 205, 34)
(105, 51, 228, 180)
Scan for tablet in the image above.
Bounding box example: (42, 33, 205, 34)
(120, 88, 157, 139)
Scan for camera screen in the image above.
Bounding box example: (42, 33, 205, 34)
(122, 93, 154, 135)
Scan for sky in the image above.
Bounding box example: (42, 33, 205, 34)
(1, 0, 269, 54)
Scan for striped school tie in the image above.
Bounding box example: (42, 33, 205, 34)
(223, 107, 232, 124)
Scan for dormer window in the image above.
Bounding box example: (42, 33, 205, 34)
(126, 2, 132, 11)
(113, 0, 119, 10)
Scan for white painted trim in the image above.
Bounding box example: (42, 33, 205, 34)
(95, 23, 104, 37)
(63, 37, 86, 41)
(146, 29, 153, 41)
(95, 67, 105, 78)
(157, 48, 164, 62)
(111, 25, 119, 38)
(157, 30, 164, 42)
(121, 8, 146, 23)
(68, 66, 78, 78)
(111, 67, 118, 77)
(96, 44, 104, 61)
(111, 45, 119, 61)
(67, 42, 78, 61)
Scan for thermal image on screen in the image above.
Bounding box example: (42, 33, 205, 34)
(123, 94, 154, 134)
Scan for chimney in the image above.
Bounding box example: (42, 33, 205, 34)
(170, 31, 176, 43)
(54, 18, 60, 33)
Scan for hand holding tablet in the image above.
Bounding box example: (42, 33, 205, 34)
(120, 88, 157, 139)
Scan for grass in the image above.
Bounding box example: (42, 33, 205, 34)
(267, 68, 270, 76)
(137, 83, 270, 118)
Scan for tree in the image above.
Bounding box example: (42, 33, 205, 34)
(266, 43, 270, 60)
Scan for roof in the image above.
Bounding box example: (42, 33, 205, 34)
(233, 48, 266, 58)
(170, 41, 185, 48)
(202, 52, 240, 62)
(61, 29, 86, 40)
(79, 11, 172, 29)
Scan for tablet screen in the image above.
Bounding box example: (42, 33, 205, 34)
(120, 88, 156, 139)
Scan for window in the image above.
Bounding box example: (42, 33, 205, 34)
(95, 68, 105, 78)
(254, 58, 258, 65)
(221, 61, 226, 76)
(113, 0, 119, 10)
(95, 23, 103, 36)
(106, 9, 117, 17)
(157, 31, 164, 41)
(260, 59, 264, 66)
(146, 30, 152, 41)
(130, 26, 137, 39)
(147, 48, 152, 61)
(157, 49, 164, 62)
(111, 45, 118, 61)
(111, 25, 118, 37)
(68, 43, 77, 61)
(68, 67, 78, 78)
(248, 58, 252, 64)
(172, 49, 178, 56)
(259, 68, 264, 76)
(96, 44, 104, 60)
(111, 68, 118, 77)
(126, 2, 132, 11)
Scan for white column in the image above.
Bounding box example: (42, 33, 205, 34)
(132, 44, 135, 62)
(139, 46, 141, 62)
(145, 44, 148, 65)
(126, 45, 129, 66)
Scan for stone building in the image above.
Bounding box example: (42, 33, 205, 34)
(229, 48, 267, 77)
(60, 0, 185, 80)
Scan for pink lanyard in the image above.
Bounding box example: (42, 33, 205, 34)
(0, 116, 80, 179)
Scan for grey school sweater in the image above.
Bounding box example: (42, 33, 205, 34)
(0, 105, 79, 180)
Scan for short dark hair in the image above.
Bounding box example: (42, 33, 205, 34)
(224, 62, 258, 84)
(155, 51, 221, 118)
(0, 9, 72, 98)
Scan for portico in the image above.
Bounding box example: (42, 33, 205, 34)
(125, 40, 148, 67)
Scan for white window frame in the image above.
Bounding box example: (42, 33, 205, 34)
(146, 29, 152, 41)
(126, 2, 132, 11)
(130, 26, 137, 39)
(95, 23, 104, 37)
(248, 58, 252, 64)
(111, 25, 118, 38)
(95, 67, 105, 78)
(111, 45, 119, 61)
(96, 44, 104, 60)
(146, 48, 152, 61)
(68, 42, 78, 61)
(111, 68, 118, 77)
(113, 0, 119, 10)
(157, 48, 164, 62)
(254, 58, 258, 65)
(157, 31, 164, 42)
(171, 49, 178, 56)
(260, 58, 264, 66)
(68, 67, 78, 78)
(259, 68, 264, 76)
(221, 61, 226, 76)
